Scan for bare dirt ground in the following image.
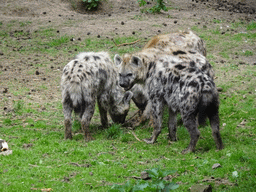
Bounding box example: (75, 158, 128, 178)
(0, 0, 255, 122)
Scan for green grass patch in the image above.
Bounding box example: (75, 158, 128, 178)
(1, 18, 256, 192)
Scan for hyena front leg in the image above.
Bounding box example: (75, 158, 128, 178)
(81, 100, 96, 142)
(143, 99, 164, 144)
(63, 102, 73, 140)
(97, 98, 108, 128)
(168, 108, 177, 141)
(181, 113, 200, 154)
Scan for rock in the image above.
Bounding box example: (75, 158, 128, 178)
(23, 143, 33, 148)
(141, 171, 151, 180)
(212, 163, 221, 169)
(190, 184, 212, 192)
(0, 150, 12, 156)
(217, 87, 223, 92)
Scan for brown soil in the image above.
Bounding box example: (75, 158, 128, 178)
(0, 0, 255, 122)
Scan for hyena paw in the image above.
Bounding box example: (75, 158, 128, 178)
(181, 147, 194, 154)
(65, 134, 72, 140)
(85, 135, 95, 142)
(168, 134, 177, 141)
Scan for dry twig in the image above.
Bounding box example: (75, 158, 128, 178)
(129, 130, 142, 142)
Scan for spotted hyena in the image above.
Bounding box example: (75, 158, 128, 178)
(115, 52, 223, 153)
(61, 52, 133, 141)
(116, 31, 211, 127)
(143, 30, 207, 57)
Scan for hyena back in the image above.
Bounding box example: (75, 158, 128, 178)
(143, 30, 207, 57)
(61, 52, 133, 141)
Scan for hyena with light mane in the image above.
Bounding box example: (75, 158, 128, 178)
(143, 30, 207, 57)
(61, 52, 133, 141)
(122, 31, 210, 127)
(115, 50, 223, 153)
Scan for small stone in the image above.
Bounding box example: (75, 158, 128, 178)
(57, 30, 59, 33)
(174, 20, 178, 24)
(87, 32, 90, 35)
(221, 31, 225, 35)
(2, 88, 8, 93)
(70, 38, 75, 41)
(121, 21, 125, 25)
(191, 184, 212, 192)
(35, 71, 40, 75)
(43, 12, 46, 14)
(132, 31, 135, 35)
(48, 20, 51, 23)
(158, 30, 161, 33)
(212, 163, 221, 169)
(163, 23, 167, 26)
(108, 14, 111, 16)
(97, 35, 100, 38)
(75, 48, 77, 51)
(217, 87, 223, 92)
(78, 37, 81, 41)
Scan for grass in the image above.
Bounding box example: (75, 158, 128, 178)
(0, 18, 256, 192)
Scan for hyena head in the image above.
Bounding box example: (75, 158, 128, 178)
(114, 53, 144, 91)
(109, 91, 133, 124)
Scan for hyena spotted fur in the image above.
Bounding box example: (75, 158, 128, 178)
(115, 53, 223, 153)
(116, 31, 211, 127)
(61, 52, 133, 141)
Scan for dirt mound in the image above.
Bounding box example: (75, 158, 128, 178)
(196, 0, 256, 14)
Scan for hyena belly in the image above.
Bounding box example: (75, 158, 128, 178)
(144, 56, 223, 153)
(61, 52, 133, 141)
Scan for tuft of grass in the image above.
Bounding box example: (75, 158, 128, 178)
(247, 21, 256, 30)
(105, 124, 122, 139)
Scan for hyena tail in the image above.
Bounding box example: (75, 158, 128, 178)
(198, 82, 219, 125)
(65, 77, 84, 114)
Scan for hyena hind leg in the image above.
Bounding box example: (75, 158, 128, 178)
(168, 108, 177, 141)
(182, 114, 200, 154)
(97, 98, 108, 129)
(143, 100, 164, 144)
(208, 112, 224, 150)
(63, 102, 73, 140)
(81, 100, 96, 142)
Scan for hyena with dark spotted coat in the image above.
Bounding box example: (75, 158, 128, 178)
(117, 31, 211, 127)
(61, 52, 133, 141)
(115, 52, 223, 153)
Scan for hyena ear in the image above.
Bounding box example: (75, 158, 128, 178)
(131, 56, 142, 68)
(114, 54, 122, 66)
(122, 91, 133, 104)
